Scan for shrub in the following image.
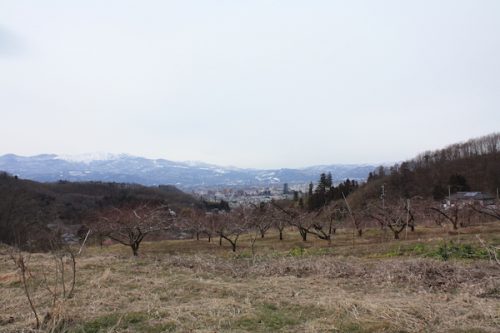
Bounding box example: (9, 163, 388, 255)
(431, 242, 489, 261)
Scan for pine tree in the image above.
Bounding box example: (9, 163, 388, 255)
(326, 172, 333, 189)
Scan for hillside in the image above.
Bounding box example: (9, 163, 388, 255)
(0, 173, 199, 249)
(1, 223, 499, 332)
(351, 133, 500, 206)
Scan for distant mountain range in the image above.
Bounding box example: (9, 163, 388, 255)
(0, 153, 377, 189)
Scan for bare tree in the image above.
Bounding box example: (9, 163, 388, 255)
(10, 250, 40, 329)
(307, 202, 346, 244)
(368, 200, 413, 240)
(88, 203, 175, 256)
(342, 193, 364, 237)
(179, 207, 206, 240)
(272, 201, 312, 241)
(203, 211, 220, 243)
(250, 202, 273, 239)
(470, 203, 500, 221)
(9, 245, 77, 330)
(429, 203, 473, 230)
(214, 206, 251, 252)
(270, 201, 289, 240)
(271, 201, 317, 241)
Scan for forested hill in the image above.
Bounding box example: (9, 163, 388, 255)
(353, 133, 500, 204)
(0, 173, 199, 249)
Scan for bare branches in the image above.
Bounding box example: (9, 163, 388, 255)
(428, 203, 477, 230)
(86, 203, 175, 256)
(470, 204, 500, 221)
(367, 200, 413, 240)
(9, 245, 78, 330)
(476, 235, 500, 265)
(9, 250, 40, 329)
(343, 193, 363, 237)
(270, 201, 312, 241)
(249, 202, 273, 239)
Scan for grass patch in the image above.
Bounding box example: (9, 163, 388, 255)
(373, 241, 490, 261)
(70, 312, 175, 333)
(288, 245, 335, 257)
(335, 321, 407, 333)
(229, 302, 327, 332)
(446, 329, 490, 333)
(429, 242, 489, 261)
(2, 223, 500, 332)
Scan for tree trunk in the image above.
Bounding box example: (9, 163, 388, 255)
(196, 232, 199, 241)
(279, 230, 283, 241)
(394, 231, 400, 240)
(300, 230, 307, 241)
(131, 244, 139, 256)
(357, 229, 363, 237)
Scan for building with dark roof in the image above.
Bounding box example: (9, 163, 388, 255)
(449, 192, 496, 206)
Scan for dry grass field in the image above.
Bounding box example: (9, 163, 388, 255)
(1, 222, 499, 333)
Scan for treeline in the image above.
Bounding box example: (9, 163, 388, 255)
(365, 133, 500, 200)
(305, 172, 359, 210)
(0, 172, 199, 249)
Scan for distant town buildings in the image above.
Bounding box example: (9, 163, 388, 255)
(283, 183, 289, 194)
(192, 184, 304, 207)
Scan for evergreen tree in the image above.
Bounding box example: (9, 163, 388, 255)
(298, 197, 304, 208)
(317, 173, 327, 194)
(326, 172, 333, 189)
(432, 183, 447, 200)
(449, 174, 470, 193)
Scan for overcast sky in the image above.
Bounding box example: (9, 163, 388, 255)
(1, 1, 499, 168)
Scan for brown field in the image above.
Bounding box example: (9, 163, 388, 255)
(1, 222, 499, 333)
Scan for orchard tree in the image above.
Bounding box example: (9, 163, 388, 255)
(429, 203, 473, 230)
(308, 202, 346, 243)
(367, 199, 414, 240)
(470, 202, 500, 221)
(179, 207, 206, 240)
(271, 201, 311, 241)
(270, 200, 289, 240)
(88, 203, 175, 256)
(250, 202, 273, 238)
(214, 206, 251, 252)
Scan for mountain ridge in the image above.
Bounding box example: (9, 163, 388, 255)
(0, 153, 377, 189)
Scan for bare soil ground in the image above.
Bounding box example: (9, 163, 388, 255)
(1, 222, 499, 332)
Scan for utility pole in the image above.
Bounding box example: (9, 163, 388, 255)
(342, 192, 356, 248)
(448, 185, 451, 207)
(381, 184, 385, 209)
(405, 199, 410, 240)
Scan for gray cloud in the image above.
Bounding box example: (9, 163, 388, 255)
(0, 1, 499, 168)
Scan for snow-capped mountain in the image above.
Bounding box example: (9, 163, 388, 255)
(56, 152, 128, 163)
(0, 153, 377, 189)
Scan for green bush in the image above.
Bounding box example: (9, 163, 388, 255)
(288, 246, 306, 257)
(431, 242, 489, 261)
